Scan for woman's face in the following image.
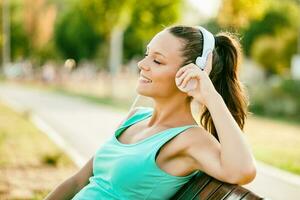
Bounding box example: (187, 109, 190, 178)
(136, 30, 185, 98)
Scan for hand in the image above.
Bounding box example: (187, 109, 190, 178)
(175, 53, 218, 106)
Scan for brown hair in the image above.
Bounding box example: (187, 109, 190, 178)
(166, 25, 249, 142)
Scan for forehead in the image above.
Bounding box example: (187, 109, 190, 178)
(147, 30, 184, 59)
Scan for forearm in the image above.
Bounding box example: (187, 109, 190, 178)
(44, 176, 79, 200)
(206, 92, 256, 178)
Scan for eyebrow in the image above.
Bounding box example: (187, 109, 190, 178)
(146, 45, 166, 58)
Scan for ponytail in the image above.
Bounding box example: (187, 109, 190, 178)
(167, 26, 249, 142)
(201, 32, 249, 141)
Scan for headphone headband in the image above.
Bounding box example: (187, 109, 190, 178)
(195, 26, 215, 70)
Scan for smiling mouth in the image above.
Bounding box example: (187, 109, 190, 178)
(139, 77, 152, 83)
(139, 75, 152, 83)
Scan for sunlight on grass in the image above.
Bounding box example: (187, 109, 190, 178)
(244, 115, 300, 175)
(0, 103, 74, 168)
(192, 110, 300, 175)
(0, 102, 77, 199)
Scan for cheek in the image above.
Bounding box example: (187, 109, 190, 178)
(153, 73, 177, 93)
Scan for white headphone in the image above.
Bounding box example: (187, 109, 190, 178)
(195, 26, 215, 70)
(175, 26, 215, 93)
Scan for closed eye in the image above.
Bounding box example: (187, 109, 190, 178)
(144, 53, 161, 65)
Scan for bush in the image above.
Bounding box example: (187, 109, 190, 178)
(249, 77, 300, 122)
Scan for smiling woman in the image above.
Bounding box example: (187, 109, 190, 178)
(45, 25, 257, 200)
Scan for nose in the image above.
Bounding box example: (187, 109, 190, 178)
(137, 58, 150, 71)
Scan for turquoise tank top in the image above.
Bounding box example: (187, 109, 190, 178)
(72, 107, 202, 200)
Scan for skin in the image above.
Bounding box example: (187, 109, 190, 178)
(136, 29, 257, 185)
(45, 29, 256, 200)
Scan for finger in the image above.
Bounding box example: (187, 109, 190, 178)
(177, 68, 192, 86)
(177, 69, 190, 85)
(204, 52, 213, 75)
(181, 72, 199, 88)
(176, 64, 193, 77)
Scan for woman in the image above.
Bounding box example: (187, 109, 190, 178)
(45, 25, 257, 200)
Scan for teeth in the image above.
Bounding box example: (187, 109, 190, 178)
(140, 76, 152, 82)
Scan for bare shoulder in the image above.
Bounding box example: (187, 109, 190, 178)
(180, 127, 223, 177)
(183, 126, 220, 148)
(179, 127, 239, 183)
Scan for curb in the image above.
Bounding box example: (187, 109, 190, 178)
(31, 114, 85, 168)
(0, 96, 85, 168)
(256, 161, 300, 187)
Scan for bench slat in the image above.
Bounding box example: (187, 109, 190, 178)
(170, 172, 266, 200)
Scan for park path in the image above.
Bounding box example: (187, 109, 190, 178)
(0, 83, 299, 200)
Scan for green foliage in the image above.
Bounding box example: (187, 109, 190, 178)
(217, 0, 268, 29)
(242, 9, 291, 56)
(251, 30, 297, 75)
(123, 0, 182, 63)
(75, 0, 182, 65)
(79, 0, 132, 37)
(8, 0, 30, 61)
(242, 1, 299, 56)
(249, 78, 300, 122)
(32, 41, 61, 67)
(217, 0, 300, 76)
(10, 19, 30, 61)
(2, 0, 182, 68)
(245, 1, 299, 75)
(54, 4, 101, 62)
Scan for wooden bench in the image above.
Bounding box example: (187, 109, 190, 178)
(170, 172, 267, 200)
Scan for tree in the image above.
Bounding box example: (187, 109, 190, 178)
(78, 0, 182, 73)
(217, 0, 300, 76)
(54, 4, 101, 62)
(123, 0, 182, 64)
(251, 30, 297, 75)
(244, 0, 300, 75)
(217, 0, 267, 30)
(78, 0, 136, 73)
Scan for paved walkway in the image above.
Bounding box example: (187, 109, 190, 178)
(1, 83, 299, 200)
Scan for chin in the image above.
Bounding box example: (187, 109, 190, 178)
(136, 87, 153, 97)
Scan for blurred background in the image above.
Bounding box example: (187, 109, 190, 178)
(0, 0, 300, 199)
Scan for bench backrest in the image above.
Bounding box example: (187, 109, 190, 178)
(170, 172, 266, 200)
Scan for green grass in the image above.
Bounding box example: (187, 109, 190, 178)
(244, 115, 300, 175)
(0, 102, 74, 168)
(0, 102, 77, 199)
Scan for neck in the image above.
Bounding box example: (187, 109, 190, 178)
(147, 95, 197, 128)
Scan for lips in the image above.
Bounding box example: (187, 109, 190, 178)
(140, 74, 152, 82)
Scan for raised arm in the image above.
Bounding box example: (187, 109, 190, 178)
(185, 93, 256, 185)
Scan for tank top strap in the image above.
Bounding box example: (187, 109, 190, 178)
(147, 124, 200, 179)
(150, 125, 199, 160)
(152, 124, 199, 152)
(119, 106, 153, 129)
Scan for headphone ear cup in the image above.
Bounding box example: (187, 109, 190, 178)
(195, 56, 205, 70)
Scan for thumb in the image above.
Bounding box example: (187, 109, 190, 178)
(203, 52, 213, 75)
